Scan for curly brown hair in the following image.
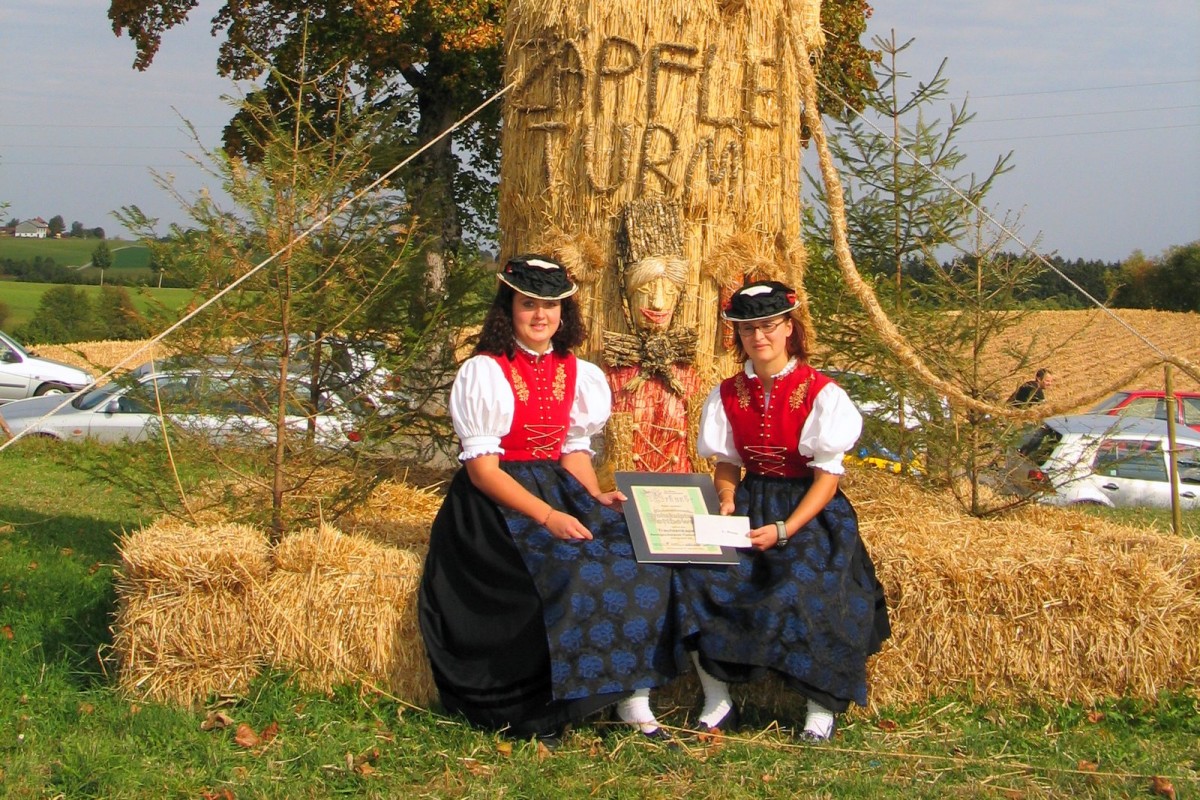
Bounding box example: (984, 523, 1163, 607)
(474, 283, 588, 358)
(732, 310, 808, 362)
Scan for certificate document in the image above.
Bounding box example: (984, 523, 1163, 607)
(615, 472, 740, 565)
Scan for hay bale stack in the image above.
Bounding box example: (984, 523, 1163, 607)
(852, 470, 1200, 710)
(338, 480, 445, 552)
(258, 525, 435, 706)
(111, 517, 270, 706)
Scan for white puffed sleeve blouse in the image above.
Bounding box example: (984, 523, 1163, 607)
(696, 359, 863, 476)
(449, 347, 612, 462)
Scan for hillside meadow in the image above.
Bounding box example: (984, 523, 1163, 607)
(0, 236, 150, 268)
(0, 281, 194, 330)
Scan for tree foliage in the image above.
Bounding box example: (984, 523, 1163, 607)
(1108, 242, 1200, 312)
(116, 59, 491, 537)
(92, 240, 113, 271)
(804, 33, 1054, 516)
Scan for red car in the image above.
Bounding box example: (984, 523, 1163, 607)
(1090, 390, 1200, 433)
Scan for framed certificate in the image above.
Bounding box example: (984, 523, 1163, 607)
(615, 471, 741, 565)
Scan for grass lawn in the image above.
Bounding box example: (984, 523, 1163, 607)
(0, 440, 1196, 798)
(0, 281, 194, 329)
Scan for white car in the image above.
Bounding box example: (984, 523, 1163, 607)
(0, 361, 365, 449)
(0, 330, 94, 404)
(1010, 413, 1200, 510)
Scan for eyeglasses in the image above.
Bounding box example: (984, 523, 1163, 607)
(736, 319, 787, 337)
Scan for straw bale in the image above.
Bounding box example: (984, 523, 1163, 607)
(29, 338, 174, 375)
(111, 584, 264, 707)
(118, 516, 271, 592)
(338, 479, 445, 552)
(258, 525, 436, 706)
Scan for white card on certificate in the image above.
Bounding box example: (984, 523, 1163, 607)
(692, 514, 753, 548)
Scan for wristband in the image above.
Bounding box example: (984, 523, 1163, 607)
(541, 507, 554, 526)
(718, 488, 735, 499)
(774, 520, 789, 548)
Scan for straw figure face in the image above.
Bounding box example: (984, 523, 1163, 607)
(626, 274, 683, 333)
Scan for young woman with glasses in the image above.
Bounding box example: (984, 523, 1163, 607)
(679, 280, 891, 741)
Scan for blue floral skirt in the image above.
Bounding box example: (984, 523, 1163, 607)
(419, 460, 684, 736)
(677, 473, 890, 711)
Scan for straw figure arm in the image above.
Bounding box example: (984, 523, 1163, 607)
(464, 455, 594, 541)
(747, 471, 839, 551)
(560, 450, 626, 513)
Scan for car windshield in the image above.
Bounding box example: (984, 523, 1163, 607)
(1091, 392, 1131, 413)
(1017, 424, 1062, 466)
(74, 383, 122, 410)
(1, 332, 30, 359)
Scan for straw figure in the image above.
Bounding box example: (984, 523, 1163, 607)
(603, 199, 703, 472)
(498, 0, 824, 469)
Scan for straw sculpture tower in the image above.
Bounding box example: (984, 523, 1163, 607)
(499, 0, 824, 468)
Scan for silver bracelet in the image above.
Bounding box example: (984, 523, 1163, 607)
(774, 520, 789, 548)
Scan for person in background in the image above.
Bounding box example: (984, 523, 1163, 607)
(680, 280, 891, 741)
(1007, 368, 1054, 406)
(418, 255, 683, 743)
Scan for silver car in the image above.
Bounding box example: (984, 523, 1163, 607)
(0, 361, 365, 448)
(0, 330, 94, 404)
(1010, 413, 1200, 510)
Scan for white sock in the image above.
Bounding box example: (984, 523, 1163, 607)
(616, 688, 660, 734)
(690, 651, 733, 728)
(804, 699, 836, 739)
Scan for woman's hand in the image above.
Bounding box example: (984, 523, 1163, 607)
(543, 509, 594, 541)
(593, 489, 626, 513)
(719, 499, 736, 516)
(747, 523, 782, 551)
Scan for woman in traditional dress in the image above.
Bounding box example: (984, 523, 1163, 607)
(418, 255, 682, 741)
(681, 280, 891, 740)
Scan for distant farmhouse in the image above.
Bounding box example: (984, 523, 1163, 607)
(14, 218, 50, 238)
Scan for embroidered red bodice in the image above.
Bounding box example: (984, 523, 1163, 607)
(491, 350, 577, 461)
(718, 363, 831, 478)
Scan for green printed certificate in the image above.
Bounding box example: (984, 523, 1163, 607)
(615, 472, 740, 565)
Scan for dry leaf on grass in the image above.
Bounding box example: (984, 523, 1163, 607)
(234, 723, 260, 749)
(201, 711, 235, 731)
(1152, 776, 1176, 799)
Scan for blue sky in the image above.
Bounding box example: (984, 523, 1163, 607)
(1, 0, 1197, 263)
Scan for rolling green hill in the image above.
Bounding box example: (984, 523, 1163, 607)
(0, 281, 194, 329)
(0, 237, 150, 269)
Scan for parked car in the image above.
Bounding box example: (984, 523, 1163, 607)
(1005, 413, 1200, 509)
(0, 360, 366, 449)
(0, 330, 94, 404)
(230, 333, 410, 411)
(1090, 389, 1200, 433)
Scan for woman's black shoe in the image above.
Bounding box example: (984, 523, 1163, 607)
(696, 703, 740, 733)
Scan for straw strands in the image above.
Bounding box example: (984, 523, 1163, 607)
(851, 469, 1199, 710)
(112, 518, 435, 708)
(112, 519, 271, 706)
(113, 470, 1197, 717)
(259, 526, 434, 704)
